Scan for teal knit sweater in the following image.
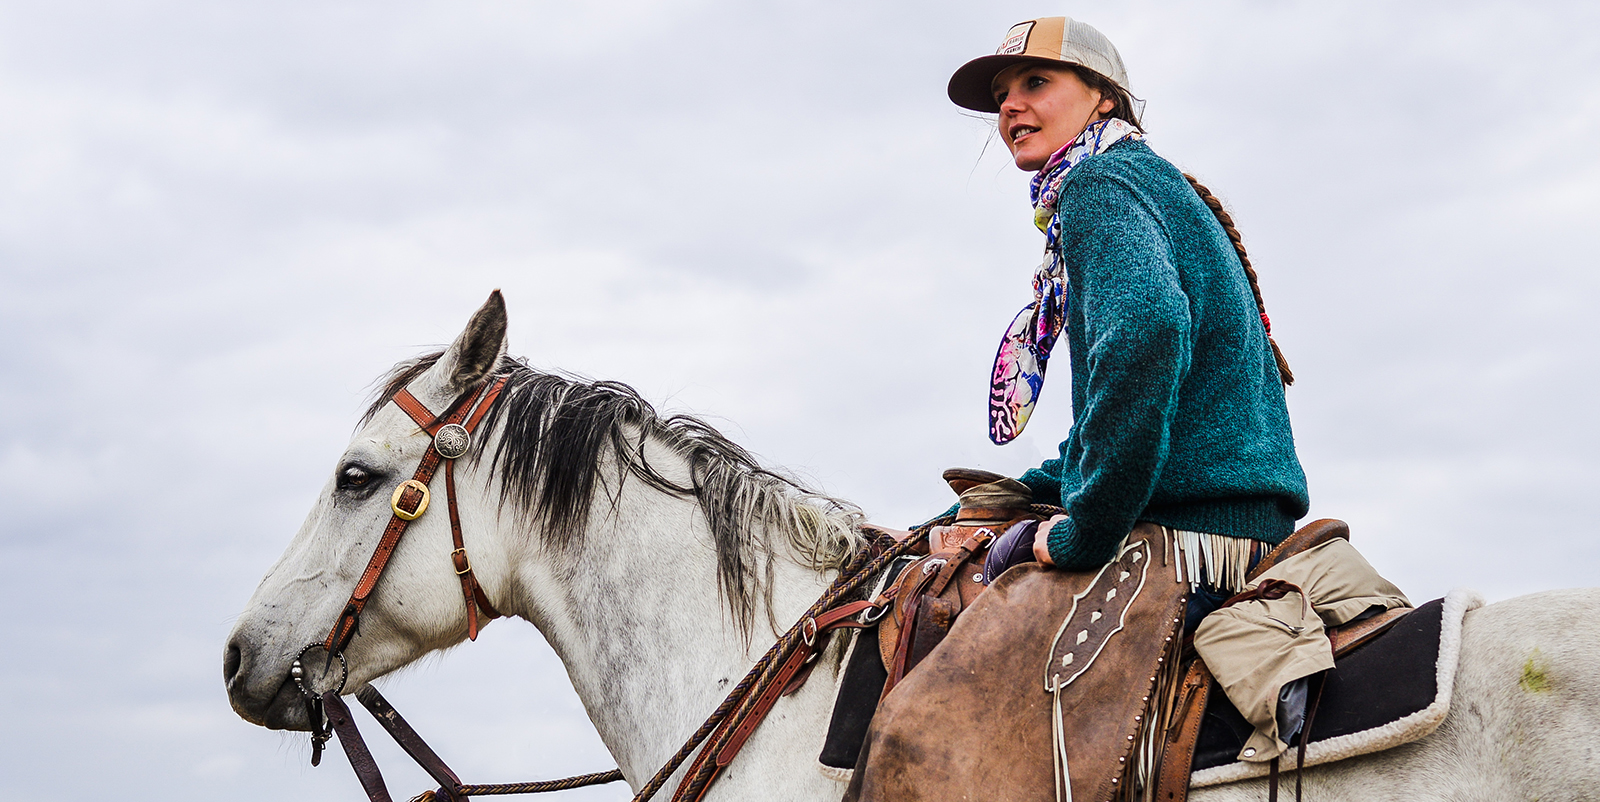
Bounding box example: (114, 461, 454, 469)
(1019, 139, 1309, 570)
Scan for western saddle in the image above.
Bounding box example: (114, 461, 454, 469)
(849, 469, 1409, 802)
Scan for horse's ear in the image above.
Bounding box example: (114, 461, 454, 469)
(439, 290, 509, 392)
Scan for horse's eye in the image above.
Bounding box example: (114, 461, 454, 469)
(338, 465, 372, 490)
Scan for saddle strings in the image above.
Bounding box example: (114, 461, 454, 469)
(1052, 679, 1074, 802)
(1051, 616, 1184, 802)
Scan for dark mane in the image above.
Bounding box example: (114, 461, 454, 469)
(363, 352, 864, 634)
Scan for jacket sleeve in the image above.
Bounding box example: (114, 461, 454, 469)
(1041, 172, 1192, 569)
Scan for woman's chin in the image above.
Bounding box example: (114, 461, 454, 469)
(1009, 141, 1053, 172)
(1014, 154, 1048, 172)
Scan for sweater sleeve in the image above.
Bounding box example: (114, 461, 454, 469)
(1043, 172, 1193, 569)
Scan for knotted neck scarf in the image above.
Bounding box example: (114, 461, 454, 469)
(988, 118, 1143, 445)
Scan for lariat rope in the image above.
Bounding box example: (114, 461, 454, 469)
(454, 772, 628, 797)
(640, 520, 938, 802)
(652, 504, 1062, 802)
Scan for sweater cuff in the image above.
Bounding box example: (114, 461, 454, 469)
(1045, 516, 1122, 571)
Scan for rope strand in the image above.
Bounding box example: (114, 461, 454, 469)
(647, 524, 939, 802)
(457, 770, 627, 796)
(1182, 173, 1294, 386)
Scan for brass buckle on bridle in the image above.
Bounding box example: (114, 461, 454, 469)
(391, 479, 431, 520)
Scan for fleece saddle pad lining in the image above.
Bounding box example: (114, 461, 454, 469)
(1193, 597, 1444, 770)
(1190, 589, 1499, 790)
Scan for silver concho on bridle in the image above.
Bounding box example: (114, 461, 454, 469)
(434, 423, 470, 459)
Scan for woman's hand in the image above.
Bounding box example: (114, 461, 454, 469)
(1033, 514, 1068, 567)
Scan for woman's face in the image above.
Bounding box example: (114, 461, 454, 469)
(993, 64, 1116, 172)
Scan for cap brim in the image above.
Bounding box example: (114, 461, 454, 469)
(947, 54, 1072, 113)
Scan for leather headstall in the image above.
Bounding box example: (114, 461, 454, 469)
(327, 374, 510, 656)
(290, 374, 508, 770)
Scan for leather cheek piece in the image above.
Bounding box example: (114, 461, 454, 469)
(983, 519, 1041, 584)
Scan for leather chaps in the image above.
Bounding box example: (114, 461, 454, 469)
(845, 523, 1188, 802)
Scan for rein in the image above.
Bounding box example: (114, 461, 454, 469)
(289, 372, 931, 802)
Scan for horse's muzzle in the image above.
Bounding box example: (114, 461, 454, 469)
(224, 635, 317, 731)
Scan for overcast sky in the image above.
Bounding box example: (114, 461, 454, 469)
(1, 1, 1596, 799)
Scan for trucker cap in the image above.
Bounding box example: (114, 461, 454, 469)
(948, 17, 1130, 113)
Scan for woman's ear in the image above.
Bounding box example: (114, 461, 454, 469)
(1096, 94, 1116, 117)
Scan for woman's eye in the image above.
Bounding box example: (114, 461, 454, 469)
(338, 465, 372, 489)
(1027, 75, 1047, 89)
(994, 90, 1009, 105)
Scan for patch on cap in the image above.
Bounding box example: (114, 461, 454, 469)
(996, 21, 1034, 55)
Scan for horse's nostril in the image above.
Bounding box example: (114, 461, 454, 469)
(224, 641, 243, 686)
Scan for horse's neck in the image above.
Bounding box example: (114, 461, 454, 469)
(498, 479, 836, 784)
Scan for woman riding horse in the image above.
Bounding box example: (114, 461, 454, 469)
(948, 16, 1408, 764)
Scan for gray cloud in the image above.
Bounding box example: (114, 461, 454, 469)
(1, 1, 1596, 798)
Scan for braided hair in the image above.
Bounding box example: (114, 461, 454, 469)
(1032, 66, 1293, 386)
(1181, 174, 1295, 386)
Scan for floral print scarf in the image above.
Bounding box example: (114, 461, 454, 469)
(988, 118, 1143, 444)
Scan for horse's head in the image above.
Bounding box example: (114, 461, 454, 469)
(224, 291, 510, 730)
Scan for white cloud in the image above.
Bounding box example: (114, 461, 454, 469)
(2, 1, 1597, 798)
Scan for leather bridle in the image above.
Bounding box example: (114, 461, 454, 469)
(327, 375, 509, 652)
(292, 374, 507, 767)
(284, 371, 931, 802)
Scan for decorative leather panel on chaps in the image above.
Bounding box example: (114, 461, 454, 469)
(1046, 538, 1156, 691)
(846, 524, 1187, 802)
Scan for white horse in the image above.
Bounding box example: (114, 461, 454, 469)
(226, 292, 1600, 801)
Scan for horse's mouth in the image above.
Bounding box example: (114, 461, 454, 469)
(227, 634, 355, 731)
(229, 674, 318, 732)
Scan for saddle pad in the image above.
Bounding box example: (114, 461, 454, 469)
(1190, 588, 1483, 788)
(820, 553, 922, 771)
(820, 625, 888, 770)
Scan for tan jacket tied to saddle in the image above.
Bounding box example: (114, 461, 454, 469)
(844, 470, 1411, 802)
